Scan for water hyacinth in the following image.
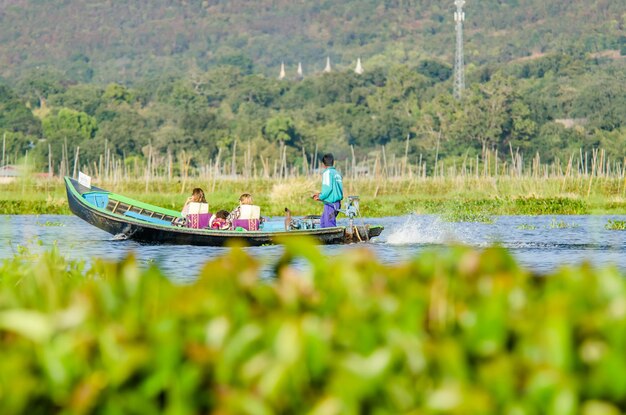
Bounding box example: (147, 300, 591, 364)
(0, 240, 625, 414)
(606, 220, 626, 230)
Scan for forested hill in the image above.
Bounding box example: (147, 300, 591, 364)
(0, 0, 623, 84)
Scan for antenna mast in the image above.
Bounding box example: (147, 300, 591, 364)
(453, 0, 466, 99)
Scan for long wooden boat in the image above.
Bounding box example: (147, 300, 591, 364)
(64, 177, 383, 246)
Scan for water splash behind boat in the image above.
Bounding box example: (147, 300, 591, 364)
(385, 215, 455, 245)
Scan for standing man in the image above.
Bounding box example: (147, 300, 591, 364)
(313, 153, 343, 228)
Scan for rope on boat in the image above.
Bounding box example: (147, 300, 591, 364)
(354, 224, 363, 242)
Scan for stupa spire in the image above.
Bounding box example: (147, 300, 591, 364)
(297, 62, 303, 78)
(323, 56, 331, 73)
(355, 57, 364, 74)
(278, 62, 286, 80)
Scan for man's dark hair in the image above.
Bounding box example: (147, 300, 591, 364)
(322, 153, 334, 166)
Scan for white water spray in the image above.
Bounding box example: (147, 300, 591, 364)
(384, 215, 458, 245)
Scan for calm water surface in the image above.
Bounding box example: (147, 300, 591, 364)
(1, 214, 625, 282)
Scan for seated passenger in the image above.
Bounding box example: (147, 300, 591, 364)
(182, 188, 206, 216)
(182, 188, 210, 229)
(227, 193, 252, 223)
(209, 210, 231, 230)
(228, 193, 261, 231)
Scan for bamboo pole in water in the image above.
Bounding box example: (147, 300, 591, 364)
(260, 155, 269, 178)
(212, 148, 221, 193)
(403, 134, 409, 179)
(48, 143, 53, 177)
(351, 145, 356, 181)
(168, 150, 172, 181)
(434, 132, 440, 178)
(180, 150, 191, 194)
(72, 146, 80, 178)
(373, 154, 380, 197)
(246, 141, 252, 179)
(231, 139, 237, 177)
(418, 154, 422, 178)
(1, 132, 5, 167)
(302, 146, 309, 176)
(61, 137, 67, 178)
(282, 144, 287, 180)
(104, 139, 109, 180)
(145, 143, 152, 192)
(587, 149, 597, 197)
(381, 145, 388, 178)
(494, 149, 498, 177)
(622, 157, 626, 197)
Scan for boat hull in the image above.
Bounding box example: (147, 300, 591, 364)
(65, 177, 383, 246)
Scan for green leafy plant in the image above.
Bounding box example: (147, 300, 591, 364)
(548, 217, 580, 229)
(440, 200, 496, 223)
(1, 240, 626, 413)
(605, 219, 626, 230)
(35, 220, 65, 227)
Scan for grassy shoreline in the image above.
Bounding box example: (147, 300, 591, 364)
(1, 176, 626, 218)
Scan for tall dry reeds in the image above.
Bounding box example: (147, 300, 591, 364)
(7, 142, 626, 201)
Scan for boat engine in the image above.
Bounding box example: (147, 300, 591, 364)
(338, 196, 368, 242)
(339, 196, 360, 226)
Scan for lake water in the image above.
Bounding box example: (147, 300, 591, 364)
(1, 214, 625, 282)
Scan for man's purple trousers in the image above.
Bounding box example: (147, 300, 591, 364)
(321, 201, 341, 228)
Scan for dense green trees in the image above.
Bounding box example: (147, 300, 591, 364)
(0, 53, 624, 175)
(0, 85, 41, 136)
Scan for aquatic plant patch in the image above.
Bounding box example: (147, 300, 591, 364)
(35, 220, 65, 227)
(547, 217, 580, 229)
(516, 223, 538, 230)
(0, 199, 70, 215)
(439, 199, 498, 223)
(512, 197, 588, 215)
(605, 219, 626, 230)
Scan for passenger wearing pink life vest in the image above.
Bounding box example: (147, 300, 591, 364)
(209, 210, 231, 230)
(313, 153, 343, 228)
(227, 193, 261, 230)
(181, 188, 206, 216)
(181, 187, 210, 229)
(227, 193, 253, 224)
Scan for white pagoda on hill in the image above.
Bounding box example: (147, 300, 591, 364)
(297, 62, 303, 79)
(278, 62, 286, 80)
(355, 58, 364, 74)
(323, 56, 332, 73)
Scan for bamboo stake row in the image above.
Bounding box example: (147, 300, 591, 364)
(4, 141, 626, 188)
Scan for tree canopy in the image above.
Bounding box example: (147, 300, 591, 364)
(1, 53, 624, 175)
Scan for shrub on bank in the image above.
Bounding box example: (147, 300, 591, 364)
(0, 241, 625, 414)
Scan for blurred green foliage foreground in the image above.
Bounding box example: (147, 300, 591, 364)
(1, 240, 626, 415)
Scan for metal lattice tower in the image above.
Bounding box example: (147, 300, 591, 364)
(453, 0, 466, 99)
